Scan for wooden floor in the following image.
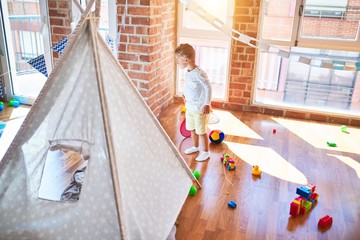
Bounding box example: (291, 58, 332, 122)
(1, 103, 360, 239)
(159, 102, 360, 240)
(0, 105, 30, 159)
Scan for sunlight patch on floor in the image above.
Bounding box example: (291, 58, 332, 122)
(209, 110, 263, 140)
(225, 141, 308, 185)
(0, 106, 30, 160)
(273, 118, 360, 155)
(328, 154, 360, 178)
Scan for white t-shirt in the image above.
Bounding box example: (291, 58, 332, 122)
(183, 67, 212, 112)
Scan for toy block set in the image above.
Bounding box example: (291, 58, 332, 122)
(289, 184, 319, 216)
(220, 154, 236, 170)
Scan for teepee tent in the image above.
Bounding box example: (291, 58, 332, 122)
(0, 3, 197, 239)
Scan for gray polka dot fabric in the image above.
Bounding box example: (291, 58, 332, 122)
(0, 19, 193, 240)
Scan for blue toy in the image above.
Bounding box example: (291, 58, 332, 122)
(0, 121, 6, 138)
(228, 200, 237, 208)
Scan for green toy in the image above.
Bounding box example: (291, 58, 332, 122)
(191, 170, 201, 180)
(189, 186, 197, 196)
(327, 141, 337, 147)
(341, 125, 348, 133)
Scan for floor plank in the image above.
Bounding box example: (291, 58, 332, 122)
(159, 102, 360, 240)
(0, 105, 30, 160)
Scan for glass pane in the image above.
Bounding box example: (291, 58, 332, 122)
(99, 0, 109, 37)
(3, 0, 47, 98)
(332, 70, 355, 86)
(301, 0, 360, 40)
(309, 67, 331, 84)
(287, 57, 310, 81)
(261, 0, 296, 41)
(255, 47, 360, 115)
(182, 0, 229, 30)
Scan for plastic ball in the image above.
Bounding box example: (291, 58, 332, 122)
(0, 101, 4, 106)
(12, 100, 20, 108)
(189, 186, 197, 196)
(209, 130, 225, 144)
(192, 170, 201, 180)
(8, 100, 14, 106)
(0, 105, 3, 111)
(181, 105, 186, 112)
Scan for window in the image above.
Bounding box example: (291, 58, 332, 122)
(71, 0, 117, 38)
(256, 0, 360, 116)
(0, 0, 51, 102)
(19, 30, 44, 60)
(176, 0, 234, 100)
(261, 0, 360, 51)
(303, 0, 348, 19)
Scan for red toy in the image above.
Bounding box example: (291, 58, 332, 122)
(318, 215, 333, 228)
(180, 118, 191, 138)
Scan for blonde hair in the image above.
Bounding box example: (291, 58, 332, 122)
(175, 43, 195, 60)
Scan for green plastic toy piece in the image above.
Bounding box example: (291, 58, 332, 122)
(327, 141, 337, 147)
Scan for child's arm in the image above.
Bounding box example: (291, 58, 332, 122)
(198, 70, 212, 114)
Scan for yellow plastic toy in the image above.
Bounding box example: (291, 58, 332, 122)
(181, 105, 186, 112)
(252, 165, 262, 176)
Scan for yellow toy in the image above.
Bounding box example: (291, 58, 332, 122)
(252, 165, 262, 176)
(181, 105, 186, 112)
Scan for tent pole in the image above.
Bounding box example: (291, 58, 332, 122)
(89, 15, 127, 240)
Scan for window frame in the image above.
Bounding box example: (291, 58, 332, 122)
(0, 0, 51, 104)
(260, 0, 360, 52)
(176, 0, 234, 101)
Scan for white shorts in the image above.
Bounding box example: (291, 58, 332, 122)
(185, 110, 209, 135)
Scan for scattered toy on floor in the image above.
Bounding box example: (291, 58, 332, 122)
(179, 118, 191, 138)
(209, 129, 225, 144)
(326, 141, 337, 147)
(220, 153, 236, 170)
(340, 125, 349, 133)
(252, 165, 262, 176)
(189, 185, 197, 196)
(289, 184, 319, 217)
(228, 200, 237, 208)
(8, 98, 20, 108)
(191, 169, 201, 180)
(181, 105, 186, 112)
(0, 121, 6, 138)
(341, 125, 347, 132)
(318, 215, 333, 228)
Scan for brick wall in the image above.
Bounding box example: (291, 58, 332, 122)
(47, 0, 176, 117)
(116, 0, 176, 117)
(212, 0, 261, 113)
(48, 0, 72, 61)
(210, 0, 360, 126)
